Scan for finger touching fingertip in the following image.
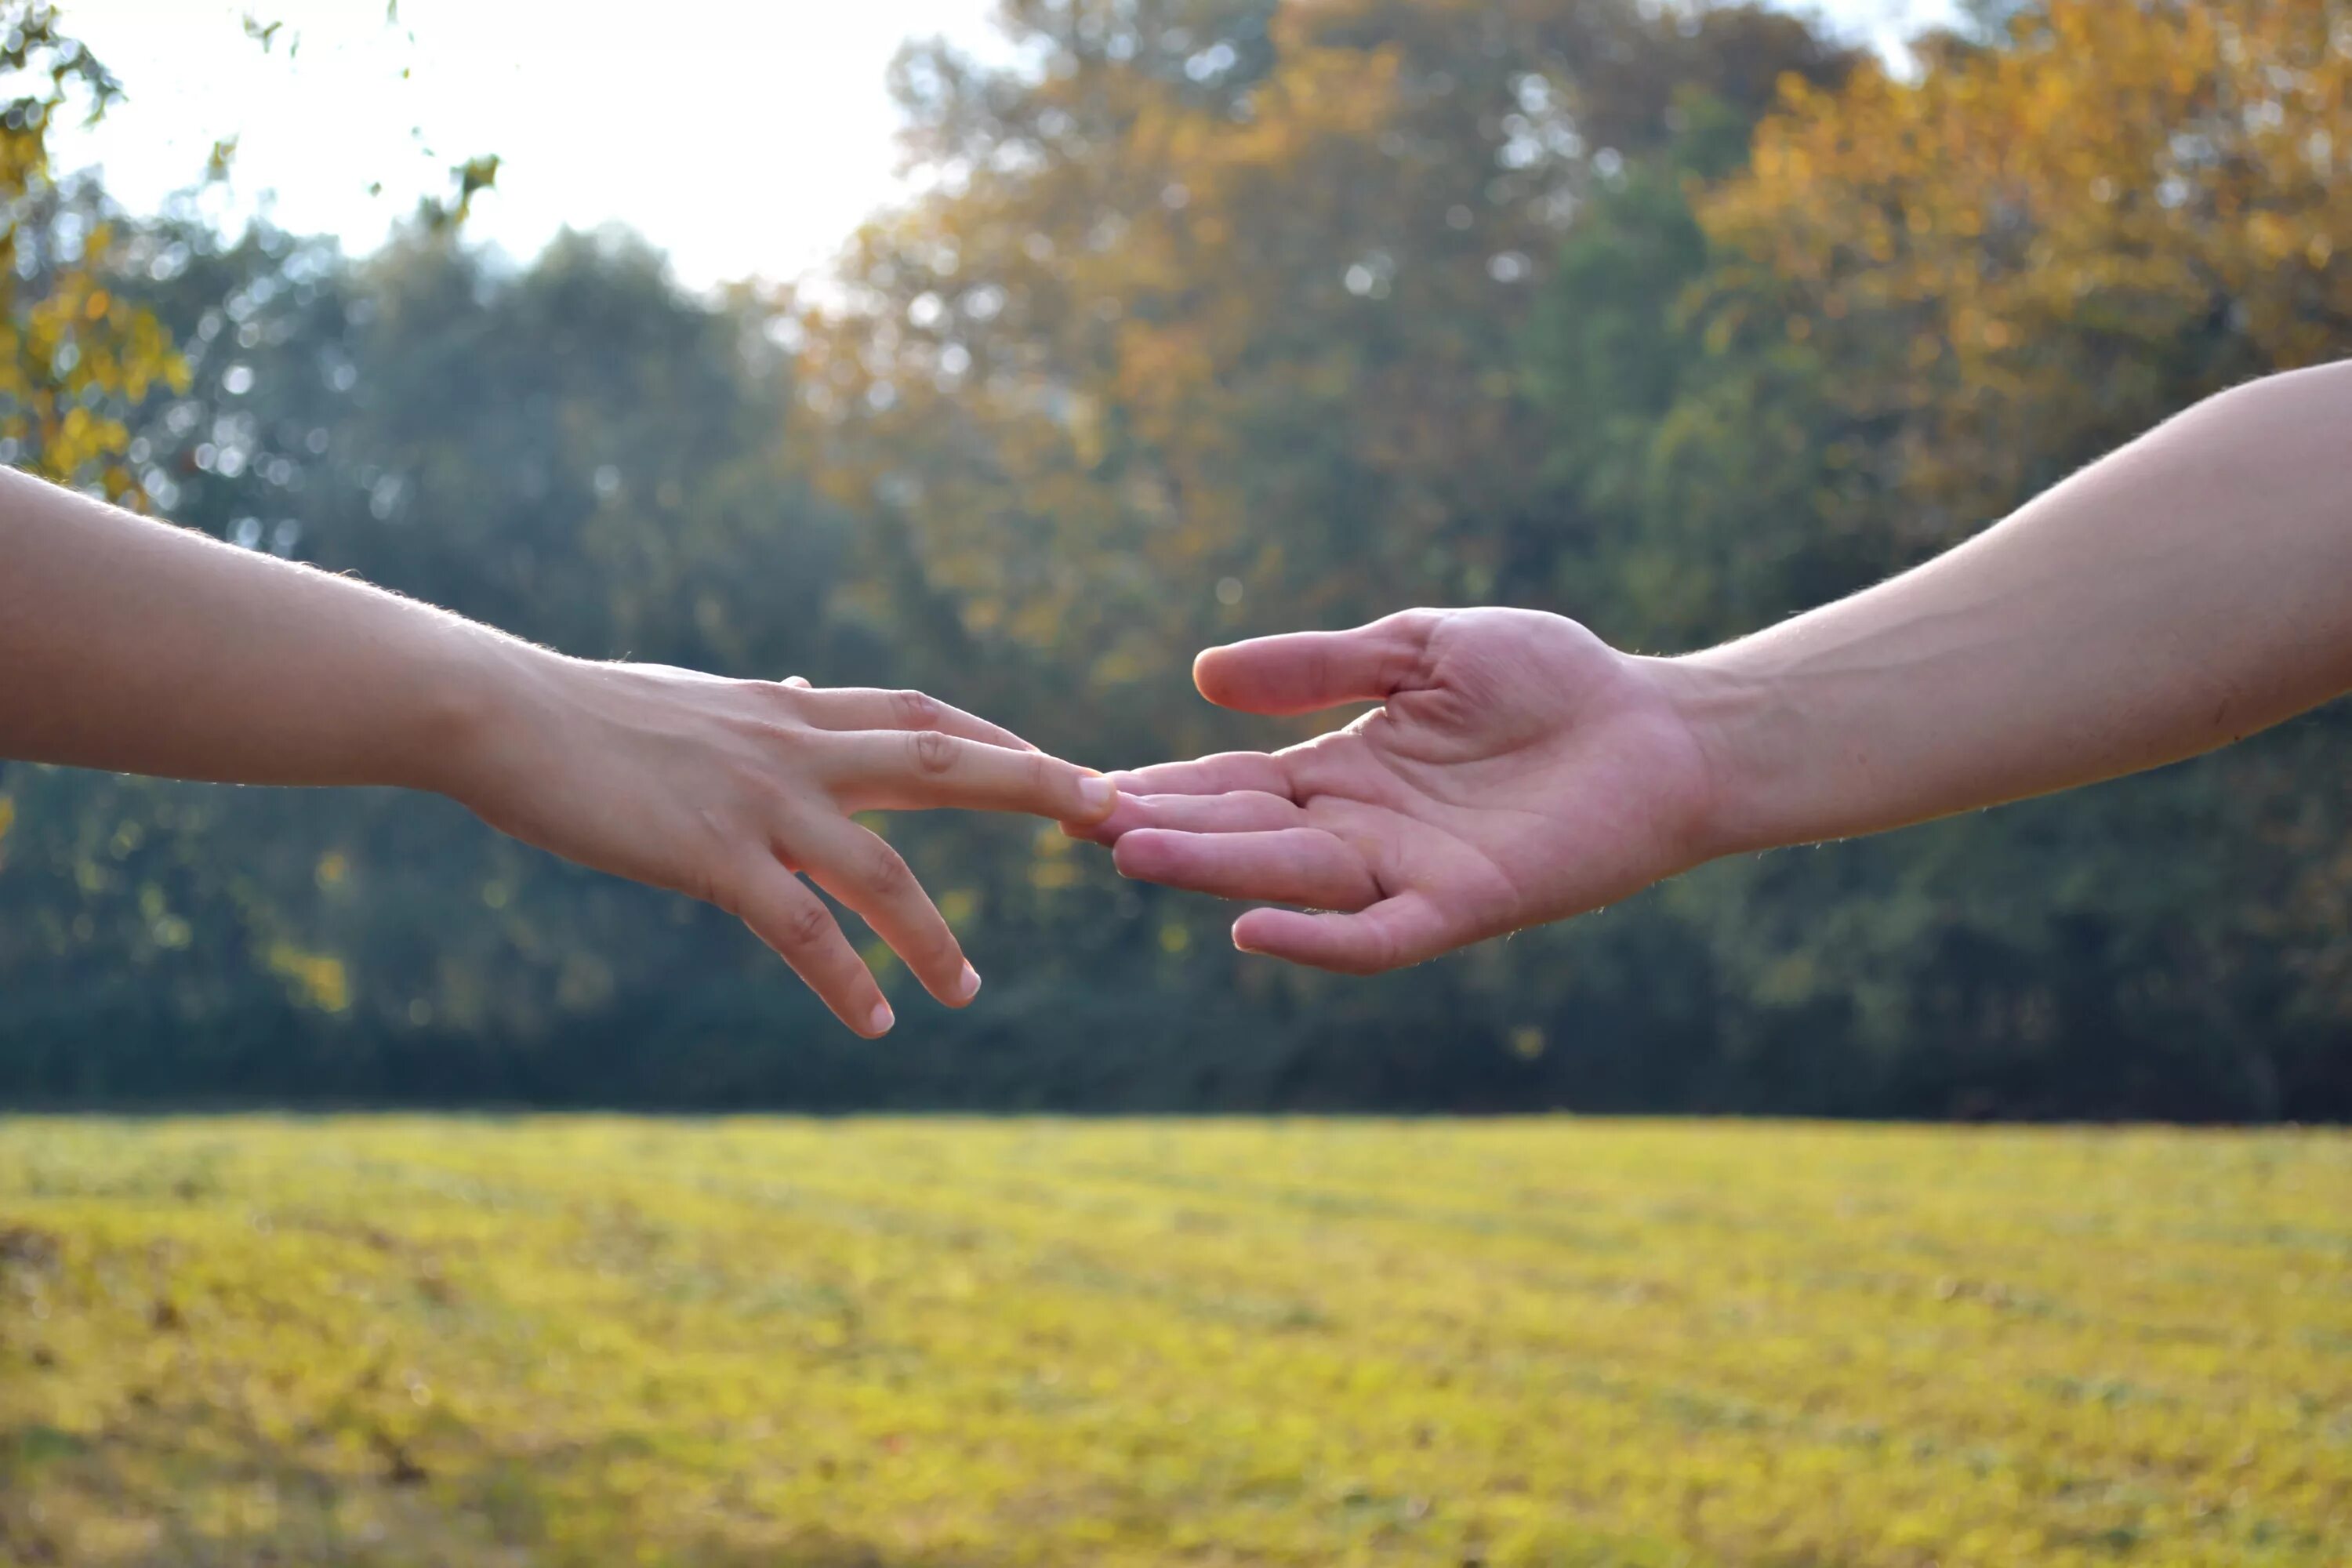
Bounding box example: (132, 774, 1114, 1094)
(1076, 774, 1120, 820)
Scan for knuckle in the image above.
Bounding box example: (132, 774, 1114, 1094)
(1384, 631, 1439, 689)
(911, 730, 958, 775)
(741, 677, 793, 713)
(891, 688, 942, 729)
(778, 898, 837, 953)
(859, 839, 912, 895)
(742, 717, 806, 757)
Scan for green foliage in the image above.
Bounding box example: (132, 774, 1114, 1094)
(0, 219, 850, 1080)
(3, 1117, 2348, 1564)
(2, 1, 2351, 1116)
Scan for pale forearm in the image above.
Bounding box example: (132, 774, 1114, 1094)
(0, 466, 518, 793)
(1675, 361, 2352, 855)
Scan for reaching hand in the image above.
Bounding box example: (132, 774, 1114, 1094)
(448, 655, 1117, 1035)
(1071, 608, 1719, 974)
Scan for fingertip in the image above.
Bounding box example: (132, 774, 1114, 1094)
(1076, 774, 1119, 822)
(1231, 906, 1281, 954)
(864, 1000, 895, 1037)
(1192, 643, 1236, 702)
(1110, 829, 1165, 880)
(956, 962, 982, 1003)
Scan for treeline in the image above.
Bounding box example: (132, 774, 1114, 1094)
(2, 0, 2350, 1117)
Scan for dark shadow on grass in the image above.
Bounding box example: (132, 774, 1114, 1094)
(0, 1411, 1006, 1568)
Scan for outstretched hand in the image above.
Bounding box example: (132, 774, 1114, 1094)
(1070, 609, 1720, 973)
(449, 656, 1117, 1035)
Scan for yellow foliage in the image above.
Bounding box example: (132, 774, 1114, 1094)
(0, 16, 187, 498)
(1702, 0, 2352, 539)
(793, 0, 1564, 685)
(264, 942, 352, 1014)
(937, 887, 981, 931)
(2, 1118, 2346, 1564)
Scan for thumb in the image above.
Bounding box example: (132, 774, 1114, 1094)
(1192, 610, 1441, 717)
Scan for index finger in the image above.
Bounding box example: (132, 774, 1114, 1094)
(829, 731, 1120, 822)
(789, 685, 1040, 753)
(1104, 751, 1294, 800)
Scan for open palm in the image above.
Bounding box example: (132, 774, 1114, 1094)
(1075, 608, 1721, 973)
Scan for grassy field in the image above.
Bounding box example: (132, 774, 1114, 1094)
(1, 1119, 2347, 1566)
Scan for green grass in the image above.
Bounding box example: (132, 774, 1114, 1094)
(2, 1117, 2348, 1565)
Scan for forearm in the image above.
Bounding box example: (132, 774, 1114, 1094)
(1673, 361, 2352, 855)
(0, 466, 518, 792)
(0, 467, 1123, 1033)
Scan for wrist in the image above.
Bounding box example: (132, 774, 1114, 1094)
(1650, 644, 1811, 862)
(399, 628, 564, 804)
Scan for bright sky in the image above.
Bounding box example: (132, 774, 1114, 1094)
(52, 0, 1957, 292)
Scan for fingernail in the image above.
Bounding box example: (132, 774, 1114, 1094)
(957, 963, 982, 1001)
(1080, 776, 1118, 815)
(866, 1002, 895, 1036)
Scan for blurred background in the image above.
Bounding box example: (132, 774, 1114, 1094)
(2, 0, 2348, 1120)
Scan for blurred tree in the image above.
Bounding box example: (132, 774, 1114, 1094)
(0, 5, 184, 494)
(1701, 0, 2351, 544)
(1548, 0, 2352, 1117)
(800, 0, 1849, 745)
(796, 0, 1876, 1091)
(5, 0, 2349, 1119)
(0, 220, 861, 1096)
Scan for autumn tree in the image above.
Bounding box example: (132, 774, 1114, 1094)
(0, 4, 183, 494)
(8, 0, 2351, 1117)
(1575, 0, 2352, 1114)
(1700, 0, 2352, 543)
(797, 0, 1850, 734)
